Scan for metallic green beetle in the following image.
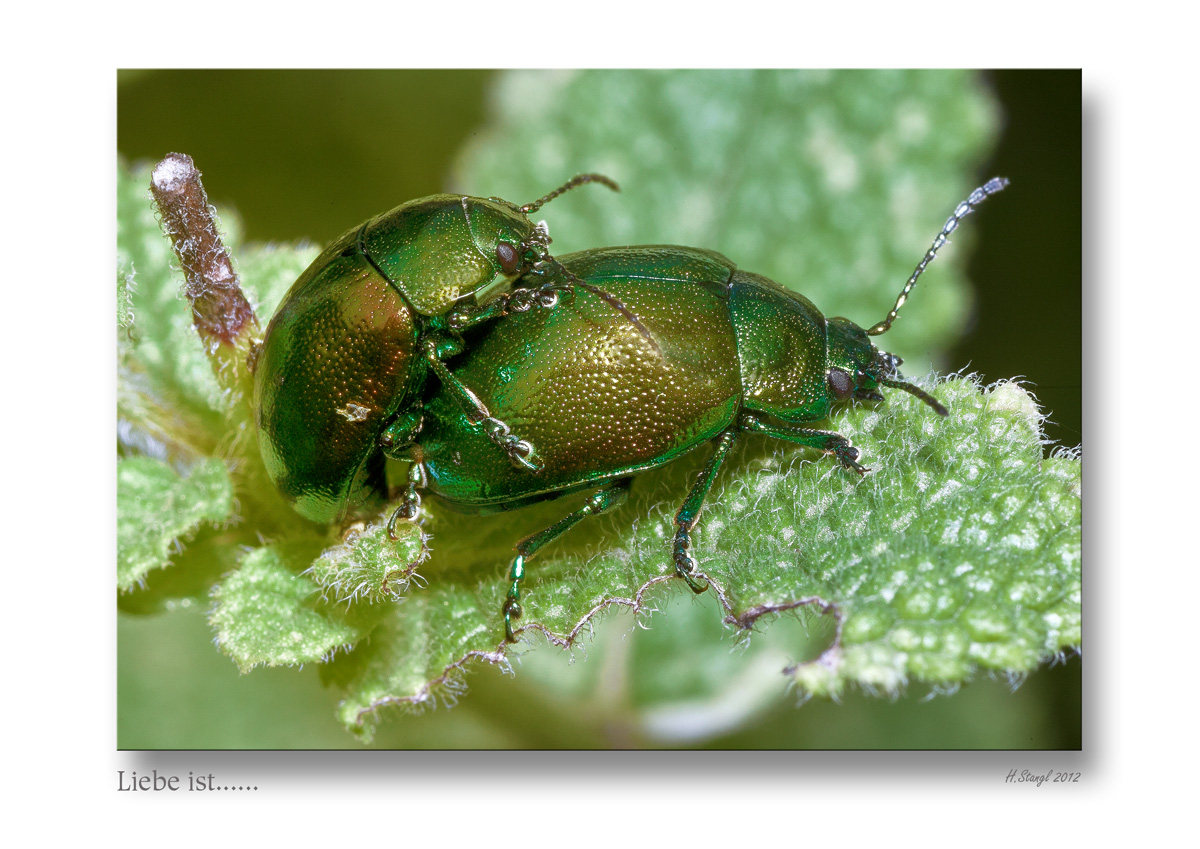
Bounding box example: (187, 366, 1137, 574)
(387, 178, 1008, 641)
(252, 175, 618, 525)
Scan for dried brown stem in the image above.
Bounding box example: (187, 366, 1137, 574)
(150, 152, 258, 346)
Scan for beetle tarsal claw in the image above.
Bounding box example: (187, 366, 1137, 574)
(385, 488, 423, 541)
(679, 567, 710, 594)
(501, 284, 556, 315)
(503, 593, 523, 643)
(830, 441, 869, 475)
(508, 440, 544, 472)
(503, 276, 570, 316)
(480, 417, 544, 472)
(672, 540, 710, 594)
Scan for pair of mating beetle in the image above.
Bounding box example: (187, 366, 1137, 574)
(253, 174, 1008, 642)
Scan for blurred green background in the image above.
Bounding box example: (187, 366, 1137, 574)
(117, 69, 1081, 749)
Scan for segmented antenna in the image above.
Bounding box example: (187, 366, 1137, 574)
(521, 173, 620, 214)
(882, 377, 949, 417)
(518, 173, 658, 354)
(868, 177, 1009, 337)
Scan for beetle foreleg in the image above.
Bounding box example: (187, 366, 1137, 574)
(739, 415, 870, 475)
(503, 479, 632, 642)
(446, 282, 564, 333)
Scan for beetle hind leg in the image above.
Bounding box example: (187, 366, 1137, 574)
(503, 479, 632, 642)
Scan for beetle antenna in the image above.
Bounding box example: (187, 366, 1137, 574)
(521, 173, 655, 353)
(881, 377, 949, 416)
(521, 173, 620, 214)
(867, 176, 1008, 337)
(542, 255, 663, 357)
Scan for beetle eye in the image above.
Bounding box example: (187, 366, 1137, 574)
(496, 242, 520, 274)
(828, 368, 853, 401)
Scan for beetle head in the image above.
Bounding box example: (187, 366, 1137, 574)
(359, 178, 618, 317)
(465, 174, 623, 305)
(824, 316, 948, 416)
(465, 196, 548, 281)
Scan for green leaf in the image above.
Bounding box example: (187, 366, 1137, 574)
(723, 377, 1080, 698)
(117, 160, 329, 612)
(209, 545, 377, 673)
(323, 375, 1079, 740)
(307, 521, 430, 605)
(116, 456, 234, 591)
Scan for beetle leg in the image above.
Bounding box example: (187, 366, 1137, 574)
(503, 479, 632, 643)
(501, 284, 565, 313)
(446, 280, 566, 333)
(480, 418, 544, 472)
(446, 298, 510, 331)
(739, 415, 870, 475)
(673, 428, 740, 594)
(386, 463, 427, 540)
(422, 339, 545, 472)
